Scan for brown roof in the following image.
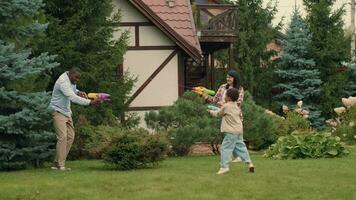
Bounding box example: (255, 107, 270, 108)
(130, 0, 202, 61)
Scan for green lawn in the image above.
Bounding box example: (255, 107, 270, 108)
(1, 148, 356, 200)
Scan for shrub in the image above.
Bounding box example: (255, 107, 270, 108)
(273, 112, 311, 136)
(264, 132, 349, 159)
(241, 92, 279, 150)
(69, 116, 127, 160)
(145, 92, 220, 156)
(104, 129, 168, 170)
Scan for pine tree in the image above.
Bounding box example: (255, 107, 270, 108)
(0, 0, 59, 170)
(39, 0, 134, 126)
(303, 0, 350, 118)
(274, 9, 323, 128)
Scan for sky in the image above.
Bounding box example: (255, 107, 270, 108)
(265, 0, 354, 32)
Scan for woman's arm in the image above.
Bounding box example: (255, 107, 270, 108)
(237, 87, 244, 106)
(205, 84, 225, 105)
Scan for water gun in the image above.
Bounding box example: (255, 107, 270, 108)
(207, 105, 219, 111)
(87, 93, 111, 103)
(192, 86, 215, 96)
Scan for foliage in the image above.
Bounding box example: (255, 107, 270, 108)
(241, 92, 279, 150)
(0, 0, 59, 170)
(342, 62, 356, 97)
(40, 0, 135, 126)
(104, 129, 168, 170)
(215, 0, 280, 109)
(273, 9, 323, 128)
(303, 0, 350, 118)
(264, 131, 349, 159)
(145, 92, 220, 156)
(233, 0, 280, 96)
(333, 124, 356, 145)
(275, 112, 311, 136)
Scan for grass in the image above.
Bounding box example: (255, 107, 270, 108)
(1, 148, 356, 200)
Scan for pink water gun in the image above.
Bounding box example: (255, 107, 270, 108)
(88, 93, 111, 103)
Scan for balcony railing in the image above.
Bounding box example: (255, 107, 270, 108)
(193, 4, 238, 42)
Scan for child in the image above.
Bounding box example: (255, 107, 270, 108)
(209, 88, 254, 175)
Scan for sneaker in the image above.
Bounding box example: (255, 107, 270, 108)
(248, 164, 255, 173)
(59, 167, 71, 171)
(216, 168, 230, 175)
(231, 157, 242, 163)
(51, 166, 59, 170)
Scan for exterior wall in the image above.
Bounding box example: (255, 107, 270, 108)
(113, 0, 148, 23)
(124, 50, 178, 107)
(113, 0, 181, 128)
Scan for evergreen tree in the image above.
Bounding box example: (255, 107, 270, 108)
(39, 0, 134, 126)
(303, 0, 350, 118)
(0, 0, 59, 170)
(343, 62, 356, 97)
(274, 10, 323, 128)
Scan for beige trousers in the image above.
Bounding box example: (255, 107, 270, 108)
(53, 111, 75, 167)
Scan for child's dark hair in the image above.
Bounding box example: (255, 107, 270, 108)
(226, 88, 239, 102)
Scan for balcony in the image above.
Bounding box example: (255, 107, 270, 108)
(193, 3, 238, 44)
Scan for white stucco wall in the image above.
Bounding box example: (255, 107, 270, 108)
(139, 26, 174, 46)
(113, 0, 148, 23)
(113, 0, 180, 111)
(124, 50, 178, 107)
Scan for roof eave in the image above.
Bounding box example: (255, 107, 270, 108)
(129, 0, 202, 61)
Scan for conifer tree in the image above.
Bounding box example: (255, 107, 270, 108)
(0, 0, 59, 170)
(274, 10, 323, 128)
(303, 0, 350, 117)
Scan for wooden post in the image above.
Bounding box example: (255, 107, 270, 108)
(229, 43, 236, 70)
(210, 52, 215, 89)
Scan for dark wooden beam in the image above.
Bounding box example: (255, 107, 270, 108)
(128, 46, 177, 50)
(210, 52, 215, 89)
(120, 22, 153, 26)
(178, 50, 185, 96)
(135, 26, 139, 47)
(125, 50, 177, 106)
(196, 4, 238, 9)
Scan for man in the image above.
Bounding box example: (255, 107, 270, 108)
(49, 67, 101, 170)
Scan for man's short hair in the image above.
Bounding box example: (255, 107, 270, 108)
(226, 88, 239, 101)
(69, 67, 81, 74)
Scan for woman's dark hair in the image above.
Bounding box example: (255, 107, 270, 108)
(226, 70, 242, 89)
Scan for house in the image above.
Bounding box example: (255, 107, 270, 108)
(112, 0, 238, 125)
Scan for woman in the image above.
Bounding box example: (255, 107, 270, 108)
(204, 70, 245, 163)
(204, 70, 244, 108)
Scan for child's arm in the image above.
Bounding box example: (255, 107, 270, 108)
(209, 105, 225, 117)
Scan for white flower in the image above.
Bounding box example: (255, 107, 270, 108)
(343, 134, 347, 137)
(354, 135, 356, 139)
(297, 101, 303, 108)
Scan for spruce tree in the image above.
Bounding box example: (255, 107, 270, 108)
(0, 0, 58, 170)
(274, 10, 323, 128)
(303, 0, 350, 118)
